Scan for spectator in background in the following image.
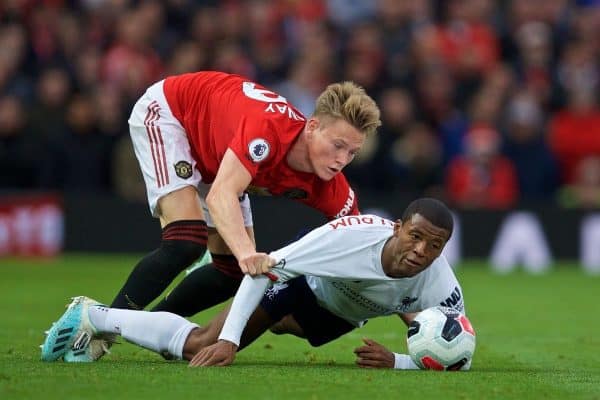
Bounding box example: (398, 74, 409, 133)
(0, 23, 31, 100)
(27, 5, 65, 68)
(187, 6, 221, 54)
(101, 7, 164, 102)
(0, 95, 40, 189)
(435, 0, 501, 102)
(27, 67, 70, 142)
(558, 156, 600, 209)
(375, 0, 422, 86)
(503, 91, 559, 201)
(93, 85, 127, 140)
(512, 21, 557, 107)
(445, 125, 519, 209)
(556, 39, 598, 106)
(548, 88, 600, 184)
(244, 0, 288, 84)
(413, 64, 469, 166)
(112, 135, 147, 203)
(326, 0, 377, 29)
(342, 20, 386, 95)
(212, 40, 257, 80)
(273, 58, 322, 117)
(164, 40, 206, 77)
(345, 87, 414, 192)
(465, 63, 516, 134)
(385, 122, 443, 197)
(73, 48, 102, 94)
(39, 93, 113, 193)
(468, 86, 504, 128)
(291, 21, 336, 88)
(53, 11, 84, 65)
(570, 0, 600, 48)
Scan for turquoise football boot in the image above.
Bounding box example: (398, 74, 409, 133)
(40, 296, 101, 361)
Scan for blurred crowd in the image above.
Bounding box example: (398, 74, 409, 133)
(0, 0, 599, 209)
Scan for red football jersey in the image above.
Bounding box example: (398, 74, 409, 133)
(163, 71, 358, 219)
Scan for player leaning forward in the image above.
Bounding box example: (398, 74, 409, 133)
(110, 71, 381, 312)
(42, 198, 469, 370)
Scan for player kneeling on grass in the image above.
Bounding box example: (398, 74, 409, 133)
(41, 198, 470, 370)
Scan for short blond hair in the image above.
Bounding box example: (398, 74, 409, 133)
(313, 82, 381, 136)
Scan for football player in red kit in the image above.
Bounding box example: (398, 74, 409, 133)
(109, 71, 381, 319)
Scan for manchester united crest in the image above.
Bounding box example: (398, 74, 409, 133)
(174, 160, 193, 179)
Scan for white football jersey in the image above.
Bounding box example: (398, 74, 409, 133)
(269, 214, 464, 326)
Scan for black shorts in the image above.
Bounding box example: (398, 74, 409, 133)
(259, 276, 355, 346)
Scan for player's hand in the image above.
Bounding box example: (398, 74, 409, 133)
(353, 338, 395, 369)
(238, 253, 276, 276)
(188, 340, 238, 367)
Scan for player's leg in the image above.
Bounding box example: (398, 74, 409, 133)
(86, 301, 202, 359)
(151, 194, 255, 315)
(151, 260, 240, 316)
(111, 80, 208, 310)
(269, 315, 306, 338)
(181, 307, 231, 360)
(111, 190, 208, 310)
(213, 276, 318, 353)
(87, 306, 201, 359)
(42, 296, 199, 361)
(180, 277, 326, 360)
(265, 277, 356, 347)
(181, 300, 276, 359)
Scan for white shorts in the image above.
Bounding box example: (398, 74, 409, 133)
(128, 80, 253, 227)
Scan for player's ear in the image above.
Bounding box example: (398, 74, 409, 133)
(305, 117, 319, 139)
(393, 219, 403, 235)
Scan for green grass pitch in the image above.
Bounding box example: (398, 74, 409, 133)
(1, 255, 599, 400)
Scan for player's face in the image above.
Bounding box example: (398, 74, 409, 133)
(306, 117, 365, 180)
(384, 214, 450, 278)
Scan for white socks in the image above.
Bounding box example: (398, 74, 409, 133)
(88, 306, 198, 359)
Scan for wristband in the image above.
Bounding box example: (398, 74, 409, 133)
(393, 353, 420, 370)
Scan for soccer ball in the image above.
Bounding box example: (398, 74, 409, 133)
(406, 306, 476, 371)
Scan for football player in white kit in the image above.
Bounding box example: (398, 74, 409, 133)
(41, 198, 466, 370)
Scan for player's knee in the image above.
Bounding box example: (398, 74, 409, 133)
(161, 240, 206, 266)
(268, 316, 304, 337)
(268, 321, 287, 336)
(211, 253, 244, 280)
(160, 220, 208, 266)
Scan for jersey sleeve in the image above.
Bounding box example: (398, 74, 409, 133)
(305, 174, 360, 220)
(227, 118, 281, 178)
(218, 275, 271, 346)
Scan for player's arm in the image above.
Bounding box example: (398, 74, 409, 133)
(356, 338, 467, 370)
(206, 149, 269, 275)
(398, 312, 417, 326)
(354, 313, 471, 371)
(189, 274, 271, 366)
(355, 343, 469, 371)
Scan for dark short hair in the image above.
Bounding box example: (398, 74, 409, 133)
(401, 198, 453, 237)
